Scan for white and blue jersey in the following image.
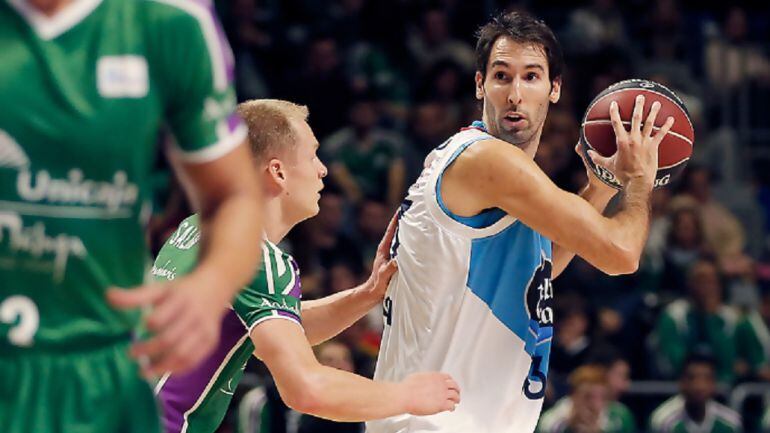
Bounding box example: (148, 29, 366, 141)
(369, 121, 554, 433)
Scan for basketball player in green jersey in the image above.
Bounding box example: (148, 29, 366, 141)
(153, 99, 461, 433)
(0, 0, 264, 432)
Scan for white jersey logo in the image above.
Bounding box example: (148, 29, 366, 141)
(97, 56, 149, 98)
(0, 131, 29, 169)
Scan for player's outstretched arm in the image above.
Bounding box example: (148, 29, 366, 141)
(108, 142, 263, 376)
(445, 97, 673, 275)
(302, 215, 398, 346)
(252, 319, 460, 422)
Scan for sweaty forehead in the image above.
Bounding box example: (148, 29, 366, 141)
(487, 37, 549, 70)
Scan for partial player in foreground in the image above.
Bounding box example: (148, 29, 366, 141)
(0, 1, 262, 432)
(153, 100, 460, 433)
(370, 11, 675, 433)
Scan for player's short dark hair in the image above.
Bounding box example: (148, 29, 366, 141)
(682, 351, 717, 376)
(475, 11, 563, 83)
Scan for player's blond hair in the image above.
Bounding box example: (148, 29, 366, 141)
(236, 99, 309, 161)
(568, 365, 607, 391)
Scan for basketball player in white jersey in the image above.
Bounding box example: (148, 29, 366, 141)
(369, 11, 674, 433)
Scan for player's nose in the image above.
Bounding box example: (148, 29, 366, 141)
(508, 78, 522, 105)
(318, 160, 328, 178)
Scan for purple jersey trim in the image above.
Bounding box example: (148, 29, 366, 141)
(286, 258, 303, 299)
(157, 309, 246, 433)
(190, 0, 235, 83)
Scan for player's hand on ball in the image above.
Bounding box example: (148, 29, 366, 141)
(107, 272, 226, 377)
(575, 142, 616, 197)
(586, 95, 674, 188)
(366, 213, 399, 300)
(400, 372, 461, 415)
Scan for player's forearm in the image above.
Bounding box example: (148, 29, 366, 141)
(302, 282, 379, 346)
(552, 182, 616, 278)
(196, 191, 263, 302)
(602, 176, 652, 273)
(285, 365, 408, 422)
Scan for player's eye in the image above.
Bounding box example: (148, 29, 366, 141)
(494, 71, 508, 81)
(525, 72, 539, 81)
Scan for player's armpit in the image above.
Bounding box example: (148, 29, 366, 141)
(445, 139, 641, 275)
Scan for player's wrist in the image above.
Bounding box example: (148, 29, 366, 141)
(624, 172, 655, 192)
(392, 381, 415, 414)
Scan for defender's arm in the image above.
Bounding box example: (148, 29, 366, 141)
(251, 319, 459, 421)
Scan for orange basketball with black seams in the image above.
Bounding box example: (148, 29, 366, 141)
(579, 79, 695, 189)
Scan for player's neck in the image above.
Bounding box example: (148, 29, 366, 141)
(263, 199, 293, 244)
(27, 0, 74, 16)
(481, 114, 541, 159)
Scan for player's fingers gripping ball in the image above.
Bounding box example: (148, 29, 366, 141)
(579, 79, 695, 189)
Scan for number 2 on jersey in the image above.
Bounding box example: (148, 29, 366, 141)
(0, 295, 39, 347)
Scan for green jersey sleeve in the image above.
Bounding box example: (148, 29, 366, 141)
(232, 241, 302, 331)
(147, 0, 246, 163)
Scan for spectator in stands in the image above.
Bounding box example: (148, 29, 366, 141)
(562, 0, 630, 57)
(406, 7, 475, 74)
(538, 364, 636, 433)
(734, 286, 770, 381)
(298, 341, 364, 433)
(705, 6, 770, 91)
(658, 206, 712, 298)
(649, 353, 742, 433)
(671, 166, 755, 288)
(551, 294, 596, 395)
(286, 35, 352, 139)
(589, 349, 634, 414)
(652, 259, 738, 383)
(354, 199, 391, 267)
(288, 190, 363, 298)
(324, 93, 406, 208)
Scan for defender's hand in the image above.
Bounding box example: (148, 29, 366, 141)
(107, 272, 228, 377)
(586, 96, 674, 187)
(365, 213, 399, 301)
(400, 372, 461, 415)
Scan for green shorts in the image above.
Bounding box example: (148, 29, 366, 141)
(0, 341, 161, 433)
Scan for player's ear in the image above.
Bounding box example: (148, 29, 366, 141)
(266, 158, 286, 190)
(549, 76, 562, 104)
(475, 71, 484, 100)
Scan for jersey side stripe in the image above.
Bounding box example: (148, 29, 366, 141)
(266, 242, 287, 277)
(147, 0, 228, 91)
(261, 244, 275, 294)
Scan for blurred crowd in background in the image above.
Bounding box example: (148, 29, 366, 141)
(148, 1, 770, 432)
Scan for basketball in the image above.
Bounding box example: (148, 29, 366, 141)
(579, 79, 695, 189)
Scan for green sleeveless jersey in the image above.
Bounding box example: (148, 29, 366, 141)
(0, 0, 246, 353)
(152, 214, 303, 433)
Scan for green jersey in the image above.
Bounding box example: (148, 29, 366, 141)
(0, 0, 246, 353)
(537, 397, 637, 433)
(653, 300, 738, 383)
(734, 311, 770, 375)
(649, 396, 742, 433)
(153, 215, 302, 433)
